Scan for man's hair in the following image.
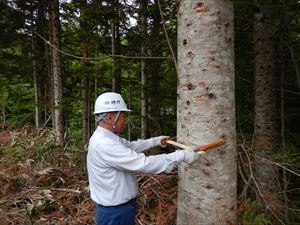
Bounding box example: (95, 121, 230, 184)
(95, 113, 108, 122)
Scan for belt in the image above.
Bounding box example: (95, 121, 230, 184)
(97, 198, 137, 208)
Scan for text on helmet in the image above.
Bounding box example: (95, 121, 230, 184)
(105, 100, 121, 105)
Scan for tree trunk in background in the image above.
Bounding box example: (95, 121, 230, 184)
(150, 0, 161, 136)
(31, 16, 40, 128)
(279, 2, 290, 222)
(32, 0, 47, 128)
(112, 0, 121, 93)
(80, 43, 91, 147)
(46, 2, 54, 126)
(49, 0, 64, 146)
(79, 0, 91, 147)
(253, 1, 280, 202)
(177, 1, 236, 224)
(140, 0, 148, 139)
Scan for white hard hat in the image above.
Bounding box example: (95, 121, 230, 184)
(94, 92, 131, 114)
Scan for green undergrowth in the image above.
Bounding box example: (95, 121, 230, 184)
(238, 198, 273, 225)
(0, 128, 86, 171)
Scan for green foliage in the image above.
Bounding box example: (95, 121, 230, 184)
(238, 198, 273, 225)
(2, 128, 86, 172)
(0, 45, 33, 127)
(274, 142, 300, 166)
(0, 1, 25, 47)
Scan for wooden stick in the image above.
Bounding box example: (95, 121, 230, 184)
(161, 136, 176, 145)
(165, 139, 227, 155)
(195, 140, 227, 153)
(166, 140, 190, 149)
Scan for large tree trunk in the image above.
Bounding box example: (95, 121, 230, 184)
(49, 0, 64, 146)
(253, 1, 280, 201)
(140, 0, 148, 139)
(177, 1, 237, 224)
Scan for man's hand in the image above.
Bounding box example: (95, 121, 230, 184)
(153, 136, 170, 147)
(174, 146, 199, 164)
(182, 148, 199, 164)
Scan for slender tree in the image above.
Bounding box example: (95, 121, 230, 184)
(32, 0, 47, 129)
(177, 1, 237, 224)
(79, 0, 91, 147)
(150, 0, 161, 136)
(279, 1, 290, 222)
(111, 0, 121, 93)
(49, 0, 64, 146)
(31, 6, 40, 128)
(253, 0, 280, 204)
(140, 0, 148, 139)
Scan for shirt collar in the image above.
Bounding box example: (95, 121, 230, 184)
(96, 126, 120, 141)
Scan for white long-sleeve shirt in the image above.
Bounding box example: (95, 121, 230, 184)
(87, 126, 178, 206)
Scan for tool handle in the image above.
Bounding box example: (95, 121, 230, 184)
(161, 136, 177, 145)
(195, 140, 227, 153)
(162, 137, 227, 155)
(165, 140, 190, 149)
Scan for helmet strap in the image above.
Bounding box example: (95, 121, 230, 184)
(112, 111, 121, 130)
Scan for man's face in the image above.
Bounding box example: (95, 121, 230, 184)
(113, 112, 126, 134)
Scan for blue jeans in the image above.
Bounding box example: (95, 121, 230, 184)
(95, 198, 137, 225)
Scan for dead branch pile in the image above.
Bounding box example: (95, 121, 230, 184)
(136, 173, 178, 225)
(0, 128, 179, 225)
(0, 161, 178, 225)
(0, 161, 94, 225)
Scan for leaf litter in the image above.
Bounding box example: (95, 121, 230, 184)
(0, 128, 178, 225)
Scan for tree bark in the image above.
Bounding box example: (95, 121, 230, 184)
(253, 1, 279, 198)
(80, 42, 91, 147)
(150, 0, 161, 136)
(79, 0, 91, 147)
(31, 18, 40, 128)
(111, 0, 121, 93)
(177, 1, 237, 224)
(49, 0, 64, 146)
(32, 0, 47, 128)
(279, 1, 290, 222)
(140, 0, 148, 139)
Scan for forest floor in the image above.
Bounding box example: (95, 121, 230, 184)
(0, 128, 177, 225)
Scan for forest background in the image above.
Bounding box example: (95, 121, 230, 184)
(0, 0, 300, 224)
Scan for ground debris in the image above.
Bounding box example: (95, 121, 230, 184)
(0, 129, 179, 225)
(0, 159, 93, 225)
(136, 173, 178, 225)
(0, 161, 178, 225)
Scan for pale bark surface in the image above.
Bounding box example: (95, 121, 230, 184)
(32, 30, 40, 128)
(49, 0, 64, 146)
(177, 1, 236, 224)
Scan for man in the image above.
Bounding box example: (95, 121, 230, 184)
(87, 92, 199, 225)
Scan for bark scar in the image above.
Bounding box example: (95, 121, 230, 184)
(196, 6, 209, 13)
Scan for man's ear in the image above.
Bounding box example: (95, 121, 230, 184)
(106, 112, 115, 122)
